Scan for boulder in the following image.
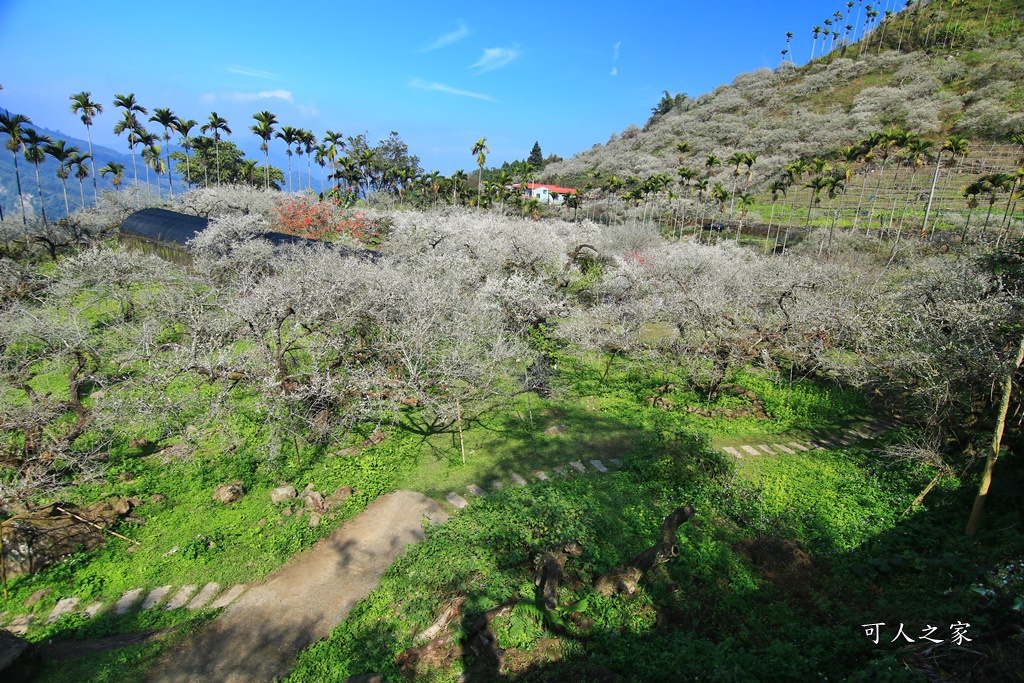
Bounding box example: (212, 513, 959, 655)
(0, 630, 39, 683)
(213, 482, 245, 505)
(1, 498, 136, 576)
(301, 489, 325, 512)
(308, 512, 322, 528)
(544, 424, 569, 436)
(270, 486, 297, 504)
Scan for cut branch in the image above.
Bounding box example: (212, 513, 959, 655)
(595, 504, 694, 597)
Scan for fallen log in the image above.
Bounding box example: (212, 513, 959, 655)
(594, 504, 694, 597)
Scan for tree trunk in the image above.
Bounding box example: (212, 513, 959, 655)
(595, 504, 694, 597)
(965, 334, 1024, 536)
(535, 541, 583, 609)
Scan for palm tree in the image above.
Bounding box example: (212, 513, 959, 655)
(100, 162, 126, 191)
(138, 131, 160, 192)
(451, 169, 468, 205)
(149, 108, 179, 196)
(960, 180, 984, 242)
(113, 93, 148, 189)
(0, 112, 31, 224)
(45, 139, 80, 215)
(69, 92, 103, 205)
(173, 119, 198, 186)
(70, 151, 92, 209)
(980, 173, 1013, 236)
(250, 111, 278, 190)
(811, 25, 822, 61)
(201, 112, 231, 185)
(705, 153, 721, 178)
(921, 134, 968, 238)
(322, 130, 345, 187)
(299, 129, 317, 191)
(276, 125, 299, 191)
(471, 137, 489, 209)
(314, 144, 329, 193)
(763, 179, 789, 252)
(23, 129, 54, 224)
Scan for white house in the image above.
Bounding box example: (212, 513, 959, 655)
(512, 183, 578, 205)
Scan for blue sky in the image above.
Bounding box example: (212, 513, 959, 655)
(1, 0, 895, 174)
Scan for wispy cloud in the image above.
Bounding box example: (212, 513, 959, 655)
(296, 103, 320, 118)
(421, 22, 469, 52)
(200, 90, 295, 104)
(409, 79, 497, 102)
(223, 65, 283, 80)
(610, 41, 621, 76)
(469, 46, 520, 74)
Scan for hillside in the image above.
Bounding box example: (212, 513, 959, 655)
(545, 0, 1023, 191)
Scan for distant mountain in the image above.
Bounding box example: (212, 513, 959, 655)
(0, 113, 183, 222)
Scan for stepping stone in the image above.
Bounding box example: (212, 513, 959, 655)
(114, 587, 144, 614)
(740, 445, 762, 457)
(834, 435, 855, 446)
(6, 614, 33, 635)
(47, 597, 79, 624)
(445, 492, 469, 509)
(187, 582, 221, 610)
(609, 459, 621, 466)
(533, 471, 550, 481)
(721, 446, 742, 457)
(510, 473, 528, 486)
(788, 442, 810, 452)
(490, 480, 504, 491)
(773, 444, 796, 454)
(755, 445, 776, 455)
(84, 602, 105, 618)
(208, 584, 247, 609)
(569, 461, 587, 473)
(553, 466, 567, 477)
(847, 429, 872, 440)
(165, 585, 197, 610)
(589, 459, 609, 473)
(141, 585, 172, 610)
(466, 484, 486, 497)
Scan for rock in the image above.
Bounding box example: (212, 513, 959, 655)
(150, 494, 167, 504)
(128, 438, 150, 449)
(213, 481, 244, 505)
(46, 597, 79, 624)
(4, 614, 32, 636)
(162, 545, 179, 557)
(270, 486, 297, 504)
(333, 446, 362, 457)
(544, 424, 568, 436)
(2, 503, 114, 576)
(23, 588, 51, 606)
(325, 486, 352, 508)
(0, 629, 39, 683)
(118, 472, 136, 483)
(368, 430, 387, 445)
(156, 443, 192, 460)
(308, 512, 322, 527)
(344, 675, 382, 683)
(302, 490, 325, 512)
(113, 497, 141, 516)
(282, 508, 292, 517)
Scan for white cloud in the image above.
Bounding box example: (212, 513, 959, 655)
(610, 66, 618, 77)
(422, 22, 469, 51)
(469, 46, 520, 74)
(202, 90, 295, 104)
(409, 79, 497, 102)
(223, 65, 283, 80)
(296, 103, 320, 118)
(610, 40, 621, 76)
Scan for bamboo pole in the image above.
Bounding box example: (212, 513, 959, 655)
(56, 506, 140, 545)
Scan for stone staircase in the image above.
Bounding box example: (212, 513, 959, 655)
(444, 458, 621, 509)
(1, 581, 247, 636)
(716, 416, 898, 460)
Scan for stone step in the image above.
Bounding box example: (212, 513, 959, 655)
(589, 459, 608, 473)
(114, 588, 144, 615)
(165, 585, 197, 610)
(609, 459, 622, 467)
(6, 614, 32, 635)
(533, 471, 550, 481)
(740, 445, 762, 457)
(466, 484, 486, 497)
(788, 442, 810, 451)
(47, 597, 79, 624)
(187, 582, 221, 610)
(84, 602, 104, 618)
(208, 585, 247, 609)
(445, 492, 469, 509)
(553, 466, 567, 477)
(755, 445, 776, 455)
(568, 461, 587, 474)
(490, 480, 504, 491)
(773, 443, 796, 454)
(141, 585, 172, 610)
(509, 473, 528, 486)
(722, 446, 742, 457)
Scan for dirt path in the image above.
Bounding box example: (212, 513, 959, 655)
(148, 490, 448, 683)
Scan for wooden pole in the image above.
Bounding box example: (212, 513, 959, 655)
(56, 506, 140, 545)
(456, 397, 466, 465)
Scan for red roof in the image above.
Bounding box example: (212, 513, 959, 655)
(512, 183, 577, 194)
